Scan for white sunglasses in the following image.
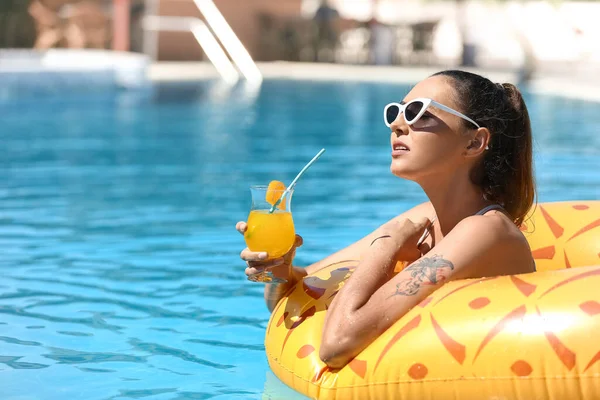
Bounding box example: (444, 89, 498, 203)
(384, 98, 480, 129)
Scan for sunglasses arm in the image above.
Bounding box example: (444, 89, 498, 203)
(431, 101, 480, 128)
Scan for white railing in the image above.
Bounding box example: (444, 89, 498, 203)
(193, 0, 262, 84)
(143, 16, 239, 84)
(142, 0, 262, 85)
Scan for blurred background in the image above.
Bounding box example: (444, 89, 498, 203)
(1, 0, 599, 72)
(0, 1, 599, 400)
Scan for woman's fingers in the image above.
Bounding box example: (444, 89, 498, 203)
(240, 248, 268, 261)
(414, 217, 431, 232)
(294, 234, 304, 248)
(245, 257, 285, 276)
(236, 221, 247, 234)
(247, 257, 284, 269)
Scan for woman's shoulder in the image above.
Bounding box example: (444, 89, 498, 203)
(450, 212, 534, 274)
(450, 211, 525, 250)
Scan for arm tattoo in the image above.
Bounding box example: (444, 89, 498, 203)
(370, 235, 391, 246)
(389, 255, 454, 297)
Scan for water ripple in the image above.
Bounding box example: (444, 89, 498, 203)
(42, 347, 147, 364)
(77, 367, 115, 373)
(128, 339, 234, 370)
(0, 305, 124, 331)
(2, 287, 218, 322)
(0, 336, 42, 346)
(109, 388, 177, 399)
(185, 338, 264, 351)
(57, 331, 94, 337)
(0, 355, 49, 369)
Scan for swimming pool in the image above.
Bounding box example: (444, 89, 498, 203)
(1, 79, 599, 400)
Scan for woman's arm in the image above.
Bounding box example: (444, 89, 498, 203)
(261, 202, 432, 312)
(319, 214, 515, 369)
(303, 202, 432, 275)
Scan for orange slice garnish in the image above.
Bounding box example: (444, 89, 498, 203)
(266, 180, 287, 210)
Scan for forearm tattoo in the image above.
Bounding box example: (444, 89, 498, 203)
(390, 255, 454, 297)
(370, 235, 391, 246)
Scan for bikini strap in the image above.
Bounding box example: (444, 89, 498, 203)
(475, 204, 505, 216)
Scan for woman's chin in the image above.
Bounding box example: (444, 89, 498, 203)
(390, 164, 416, 180)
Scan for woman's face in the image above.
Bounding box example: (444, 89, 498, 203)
(389, 76, 473, 182)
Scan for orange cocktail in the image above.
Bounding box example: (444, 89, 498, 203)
(244, 182, 296, 283)
(245, 209, 295, 258)
(244, 181, 296, 259)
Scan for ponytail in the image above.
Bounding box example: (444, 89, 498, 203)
(432, 71, 536, 226)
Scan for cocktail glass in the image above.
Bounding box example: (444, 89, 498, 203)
(244, 185, 295, 283)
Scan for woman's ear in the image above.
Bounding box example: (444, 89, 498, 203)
(465, 127, 491, 157)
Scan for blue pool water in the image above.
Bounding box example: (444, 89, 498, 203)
(1, 79, 599, 400)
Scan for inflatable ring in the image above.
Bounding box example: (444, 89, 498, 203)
(265, 201, 600, 399)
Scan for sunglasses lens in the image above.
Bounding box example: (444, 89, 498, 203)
(385, 105, 400, 126)
(405, 101, 424, 123)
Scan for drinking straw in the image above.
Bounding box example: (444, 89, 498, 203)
(269, 148, 326, 213)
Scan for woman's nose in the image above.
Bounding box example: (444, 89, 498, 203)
(390, 116, 408, 136)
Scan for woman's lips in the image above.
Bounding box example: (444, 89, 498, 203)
(392, 141, 410, 157)
(392, 149, 410, 157)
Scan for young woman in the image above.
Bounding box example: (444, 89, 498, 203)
(236, 70, 536, 369)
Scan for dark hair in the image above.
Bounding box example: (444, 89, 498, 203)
(432, 70, 536, 226)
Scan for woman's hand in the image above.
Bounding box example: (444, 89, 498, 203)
(373, 217, 431, 263)
(236, 221, 303, 283)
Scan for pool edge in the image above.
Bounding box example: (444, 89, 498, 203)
(148, 61, 600, 103)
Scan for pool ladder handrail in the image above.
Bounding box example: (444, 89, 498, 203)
(142, 0, 262, 85)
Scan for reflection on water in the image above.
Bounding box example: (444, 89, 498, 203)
(0, 79, 599, 399)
